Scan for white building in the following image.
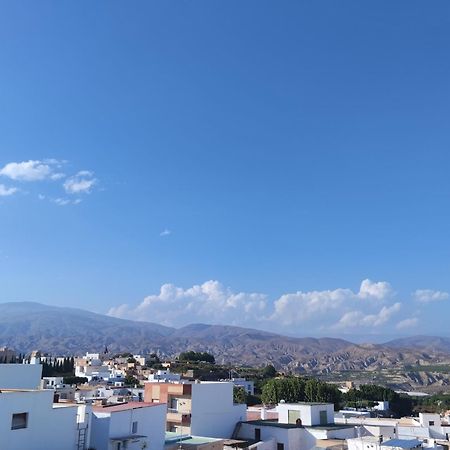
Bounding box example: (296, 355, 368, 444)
(42, 377, 76, 401)
(337, 413, 450, 442)
(148, 369, 181, 383)
(145, 381, 246, 438)
(0, 364, 81, 450)
(277, 402, 335, 426)
(235, 402, 356, 450)
(90, 401, 166, 450)
(230, 378, 255, 395)
(75, 352, 112, 381)
(347, 436, 444, 450)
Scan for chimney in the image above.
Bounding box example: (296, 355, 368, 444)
(261, 407, 267, 420)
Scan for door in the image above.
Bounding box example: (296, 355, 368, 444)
(319, 410, 328, 425)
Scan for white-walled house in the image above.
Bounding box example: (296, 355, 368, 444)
(0, 364, 80, 450)
(145, 381, 246, 438)
(347, 436, 444, 450)
(75, 353, 112, 381)
(90, 401, 166, 450)
(148, 369, 181, 383)
(337, 413, 450, 442)
(277, 402, 335, 426)
(0, 363, 42, 389)
(234, 402, 357, 450)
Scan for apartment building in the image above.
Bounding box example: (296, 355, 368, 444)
(144, 381, 246, 438)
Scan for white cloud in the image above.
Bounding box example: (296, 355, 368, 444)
(50, 172, 66, 180)
(333, 303, 401, 329)
(63, 171, 97, 194)
(358, 279, 393, 300)
(52, 197, 82, 206)
(0, 160, 59, 181)
(108, 278, 403, 332)
(271, 287, 353, 325)
(396, 317, 419, 330)
(53, 198, 71, 206)
(108, 280, 269, 327)
(0, 184, 18, 196)
(160, 229, 172, 237)
(270, 279, 393, 326)
(413, 289, 449, 303)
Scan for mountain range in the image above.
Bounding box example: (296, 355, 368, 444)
(1, 301, 450, 392)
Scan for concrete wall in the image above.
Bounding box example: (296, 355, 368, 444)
(238, 423, 304, 450)
(90, 404, 166, 450)
(0, 389, 78, 450)
(111, 405, 166, 450)
(0, 364, 42, 389)
(278, 403, 335, 426)
(90, 413, 111, 450)
(364, 425, 397, 441)
(190, 382, 246, 438)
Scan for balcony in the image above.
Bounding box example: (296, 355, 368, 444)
(167, 410, 191, 426)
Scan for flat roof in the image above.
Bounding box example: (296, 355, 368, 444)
(306, 424, 354, 431)
(111, 435, 147, 441)
(279, 402, 333, 406)
(381, 439, 422, 449)
(165, 432, 222, 445)
(240, 420, 302, 429)
(93, 402, 161, 413)
(240, 420, 354, 431)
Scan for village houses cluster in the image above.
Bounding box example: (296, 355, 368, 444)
(0, 347, 450, 450)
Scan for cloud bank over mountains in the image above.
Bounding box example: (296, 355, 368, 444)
(108, 279, 448, 335)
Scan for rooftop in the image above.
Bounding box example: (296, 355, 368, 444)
(381, 439, 422, 449)
(241, 419, 354, 431)
(279, 402, 333, 406)
(93, 401, 161, 413)
(165, 432, 222, 445)
(241, 419, 302, 429)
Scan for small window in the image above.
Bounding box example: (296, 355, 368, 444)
(277, 444, 284, 450)
(11, 413, 28, 430)
(132, 421, 138, 434)
(429, 421, 434, 426)
(255, 428, 261, 441)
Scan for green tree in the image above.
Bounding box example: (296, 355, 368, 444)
(262, 365, 277, 378)
(233, 386, 248, 404)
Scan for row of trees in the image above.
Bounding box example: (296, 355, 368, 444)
(0, 353, 26, 364)
(261, 377, 342, 406)
(42, 357, 75, 377)
(178, 351, 215, 364)
(260, 377, 413, 417)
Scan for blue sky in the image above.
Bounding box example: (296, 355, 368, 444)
(1, 1, 450, 339)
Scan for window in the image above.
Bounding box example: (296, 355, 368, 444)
(277, 444, 284, 450)
(429, 421, 435, 426)
(255, 428, 261, 441)
(288, 410, 300, 424)
(11, 413, 28, 430)
(132, 421, 138, 434)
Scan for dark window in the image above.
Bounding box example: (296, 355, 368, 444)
(255, 428, 261, 441)
(277, 444, 284, 450)
(429, 421, 434, 426)
(11, 413, 28, 430)
(132, 421, 138, 434)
